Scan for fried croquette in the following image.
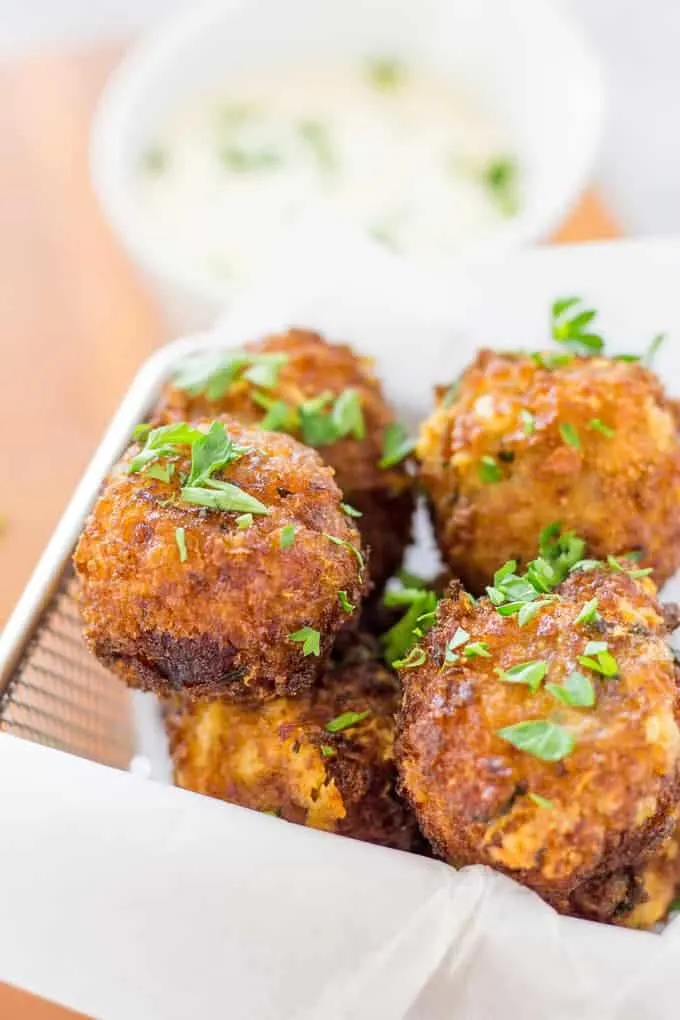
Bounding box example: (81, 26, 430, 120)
(417, 350, 680, 593)
(156, 329, 414, 590)
(397, 562, 680, 924)
(165, 639, 422, 851)
(74, 418, 367, 701)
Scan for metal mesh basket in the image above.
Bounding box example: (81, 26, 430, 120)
(0, 572, 134, 769)
(0, 336, 213, 771)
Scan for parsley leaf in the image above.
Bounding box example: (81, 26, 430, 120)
(289, 626, 321, 656)
(379, 422, 415, 469)
(464, 641, 491, 659)
(482, 157, 520, 217)
(173, 350, 287, 400)
(325, 710, 371, 733)
(236, 513, 253, 529)
(382, 586, 438, 666)
(323, 533, 365, 574)
(338, 590, 355, 613)
(520, 409, 535, 435)
(341, 502, 362, 518)
(478, 455, 503, 484)
(644, 333, 667, 368)
(495, 659, 547, 693)
(175, 527, 188, 563)
(528, 793, 554, 809)
(182, 480, 270, 515)
(551, 297, 604, 355)
(546, 671, 595, 708)
(575, 597, 600, 626)
(496, 720, 575, 761)
(588, 418, 615, 438)
(320, 744, 336, 758)
(393, 646, 427, 669)
(331, 388, 366, 441)
(280, 524, 296, 549)
(559, 423, 581, 450)
(578, 641, 619, 677)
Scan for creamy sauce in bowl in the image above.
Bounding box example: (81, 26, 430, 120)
(137, 59, 520, 290)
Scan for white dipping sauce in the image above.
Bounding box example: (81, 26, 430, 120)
(137, 60, 519, 289)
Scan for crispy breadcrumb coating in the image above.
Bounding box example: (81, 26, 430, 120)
(156, 329, 413, 589)
(165, 638, 422, 851)
(397, 567, 680, 924)
(418, 351, 680, 592)
(74, 419, 366, 700)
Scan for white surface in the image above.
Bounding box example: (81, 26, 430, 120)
(3, 232, 680, 1018)
(90, 0, 601, 332)
(0, 0, 678, 235)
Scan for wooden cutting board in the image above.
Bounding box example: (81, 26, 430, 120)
(0, 42, 619, 1020)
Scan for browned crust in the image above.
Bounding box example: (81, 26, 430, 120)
(74, 418, 367, 700)
(165, 645, 424, 852)
(396, 568, 680, 921)
(417, 350, 680, 592)
(155, 329, 414, 589)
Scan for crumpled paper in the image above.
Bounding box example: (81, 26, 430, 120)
(2, 227, 680, 1019)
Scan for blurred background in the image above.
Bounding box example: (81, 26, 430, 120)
(0, 1, 677, 1015)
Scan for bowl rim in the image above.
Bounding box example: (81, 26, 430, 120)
(90, 0, 604, 311)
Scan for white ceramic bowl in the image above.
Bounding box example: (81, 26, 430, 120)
(91, 0, 603, 333)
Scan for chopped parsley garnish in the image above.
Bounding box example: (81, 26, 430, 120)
(606, 554, 653, 579)
(528, 793, 554, 809)
(520, 409, 535, 436)
(182, 481, 269, 515)
(578, 640, 619, 677)
(478, 455, 503, 484)
(382, 583, 438, 666)
(532, 351, 574, 371)
(325, 710, 371, 733)
(575, 597, 600, 626)
(320, 744, 336, 758)
(280, 525, 296, 549)
(546, 671, 595, 708)
(289, 627, 321, 656)
(173, 350, 287, 400)
(464, 641, 491, 659)
(495, 660, 547, 693)
(559, 423, 581, 450)
(644, 333, 667, 367)
(331, 388, 366, 440)
(393, 646, 427, 670)
(128, 420, 270, 517)
(496, 720, 575, 761)
(551, 297, 604, 355)
(146, 462, 174, 483)
(258, 397, 299, 433)
(236, 513, 253, 529)
(443, 627, 470, 665)
(482, 157, 520, 217)
(366, 57, 404, 91)
(338, 590, 355, 613)
(324, 533, 365, 574)
(588, 418, 615, 438)
(379, 422, 415, 469)
(341, 502, 362, 518)
(174, 527, 188, 562)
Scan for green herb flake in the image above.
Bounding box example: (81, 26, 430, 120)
(289, 626, 321, 657)
(464, 641, 491, 659)
(578, 641, 619, 678)
(173, 350, 288, 400)
(528, 793, 554, 809)
(175, 527, 188, 563)
(324, 533, 365, 574)
(644, 333, 667, 367)
(551, 297, 604, 356)
(379, 422, 415, 469)
(575, 597, 600, 626)
(325, 709, 371, 734)
(182, 481, 270, 516)
(520, 409, 535, 436)
(495, 659, 547, 693)
(332, 388, 366, 441)
(546, 670, 595, 708)
(589, 418, 615, 438)
(341, 502, 362, 518)
(559, 423, 581, 450)
(393, 646, 427, 670)
(146, 462, 174, 483)
(482, 157, 520, 217)
(236, 513, 253, 529)
(478, 455, 503, 484)
(496, 720, 575, 761)
(338, 590, 355, 614)
(443, 627, 470, 665)
(366, 57, 404, 92)
(382, 587, 438, 666)
(280, 524, 296, 549)
(320, 744, 336, 758)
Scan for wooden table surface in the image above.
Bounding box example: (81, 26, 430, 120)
(0, 42, 619, 1019)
